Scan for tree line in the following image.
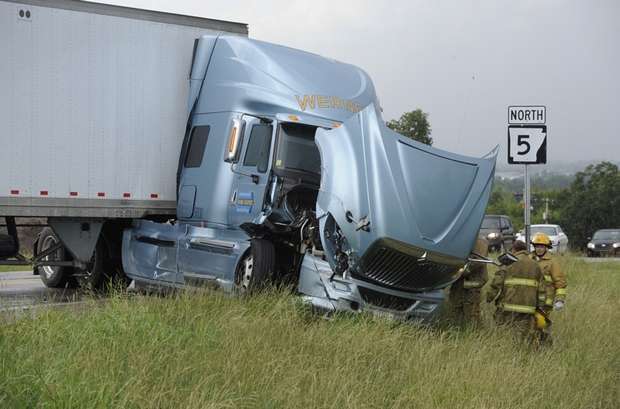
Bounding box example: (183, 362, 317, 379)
(488, 162, 619, 249)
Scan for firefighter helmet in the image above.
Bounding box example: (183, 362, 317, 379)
(531, 232, 552, 248)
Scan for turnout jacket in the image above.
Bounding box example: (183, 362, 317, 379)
(462, 237, 489, 289)
(533, 253, 567, 306)
(487, 250, 544, 314)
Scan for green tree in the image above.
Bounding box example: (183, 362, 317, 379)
(558, 162, 620, 249)
(485, 185, 524, 231)
(387, 109, 433, 145)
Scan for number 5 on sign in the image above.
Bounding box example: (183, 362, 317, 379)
(508, 125, 547, 164)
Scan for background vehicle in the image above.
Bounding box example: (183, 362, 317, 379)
(0, 1, 497, 320)
(515, 224, 569, 254)
(586, 229, 620, 257)
(480, 215, 514, 252)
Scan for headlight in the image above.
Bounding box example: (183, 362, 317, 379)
(587, 242, 595, 249)
(487, 232, 499, 239)
(613, 243, 620, 249)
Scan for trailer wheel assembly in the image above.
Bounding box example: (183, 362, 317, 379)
(235, 239, 275, 294)
(37, 227, 71, 288)
(77, 236, 115, 292)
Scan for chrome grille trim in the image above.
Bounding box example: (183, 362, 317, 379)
(355, 243, 459, 292)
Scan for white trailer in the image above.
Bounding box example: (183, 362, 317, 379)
(0, 0, 247, 218)
(0, 0, 247, 288)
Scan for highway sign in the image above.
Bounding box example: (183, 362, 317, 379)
(507, 105, 547, 247)
(508, 125, 547, 164)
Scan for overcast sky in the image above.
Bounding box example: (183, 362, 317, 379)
(106, 0, 619, 166)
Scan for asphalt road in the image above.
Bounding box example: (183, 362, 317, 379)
(0, 270, 81, 313)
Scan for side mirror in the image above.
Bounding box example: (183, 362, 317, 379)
(497, 252, 519, 266)
(224, 119, 245, 163)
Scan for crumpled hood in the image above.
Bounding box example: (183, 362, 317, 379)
(315, 103, 497, 289)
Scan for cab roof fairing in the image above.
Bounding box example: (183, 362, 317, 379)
(315, 103, 498, 267)
(194, 36, 380, 124)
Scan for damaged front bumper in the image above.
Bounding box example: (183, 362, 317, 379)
(297, 253, 444, 321)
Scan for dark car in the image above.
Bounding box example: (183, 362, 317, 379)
(586, 229, 620, 257)
(480, 215, 515, 252)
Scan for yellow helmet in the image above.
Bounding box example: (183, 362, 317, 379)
(531, 232, 552, 248)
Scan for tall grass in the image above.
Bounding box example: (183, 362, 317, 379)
(0, 265, 32, 273)
(1, 256, 618, 408)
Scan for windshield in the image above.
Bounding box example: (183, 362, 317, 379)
(481, 217, 499, 229)
(593, 230, 620, 241)
(531, 226, 558, 236)
(275, 123, 321, 176)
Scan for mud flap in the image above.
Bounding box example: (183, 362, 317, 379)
(48, 219, 103, 263)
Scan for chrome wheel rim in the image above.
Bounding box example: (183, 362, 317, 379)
(41, 235, 62, 279)
(240, 255, 254, 291)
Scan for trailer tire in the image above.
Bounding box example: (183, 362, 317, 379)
(37, 227, 71, 288)
(0, 234, 17, 259)
(235, 239, 275, 294)
(77, 236, 114, 292)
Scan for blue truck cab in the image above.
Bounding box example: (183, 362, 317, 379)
(122, 35, 498, 320)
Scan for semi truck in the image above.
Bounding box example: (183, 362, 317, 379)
(1, 0, 498, 320)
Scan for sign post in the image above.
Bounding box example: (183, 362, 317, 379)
(507, 106, 547, 247)
(524, 164, 530, 246)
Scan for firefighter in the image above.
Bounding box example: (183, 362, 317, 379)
(531, 232, 567, 344)
(449, 237, 489, 326)
(486, 240, 545, 345)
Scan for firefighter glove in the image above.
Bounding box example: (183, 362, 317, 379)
(553, 300, 565, 311)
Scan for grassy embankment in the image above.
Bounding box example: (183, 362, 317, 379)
(0, 265, 31, 273)
(1, 256, 618, 408)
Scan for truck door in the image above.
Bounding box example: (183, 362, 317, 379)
(228, 116, 274, 226)
(177, 125, 211, 219)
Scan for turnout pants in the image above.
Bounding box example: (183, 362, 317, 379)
(449, 278, 483, 325)
(495, 311, 545, 347)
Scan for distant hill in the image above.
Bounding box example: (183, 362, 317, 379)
(495, 159, 620, 179)
(494, 172, 575, 193)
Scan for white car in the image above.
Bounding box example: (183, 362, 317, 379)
(515, 224, 569, 254)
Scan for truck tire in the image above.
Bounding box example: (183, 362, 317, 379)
(37, 227, 71, 288)
(0, 233, 17, 259)
(77, 236, 114, 292)
(235, 239, 275, 294)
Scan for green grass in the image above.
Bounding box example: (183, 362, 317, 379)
(1, 256, 618, 408)
(0, 265, 31, 273)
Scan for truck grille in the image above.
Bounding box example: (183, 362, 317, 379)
(355, 243, 458, 292)
(358, 286, 415, 311)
